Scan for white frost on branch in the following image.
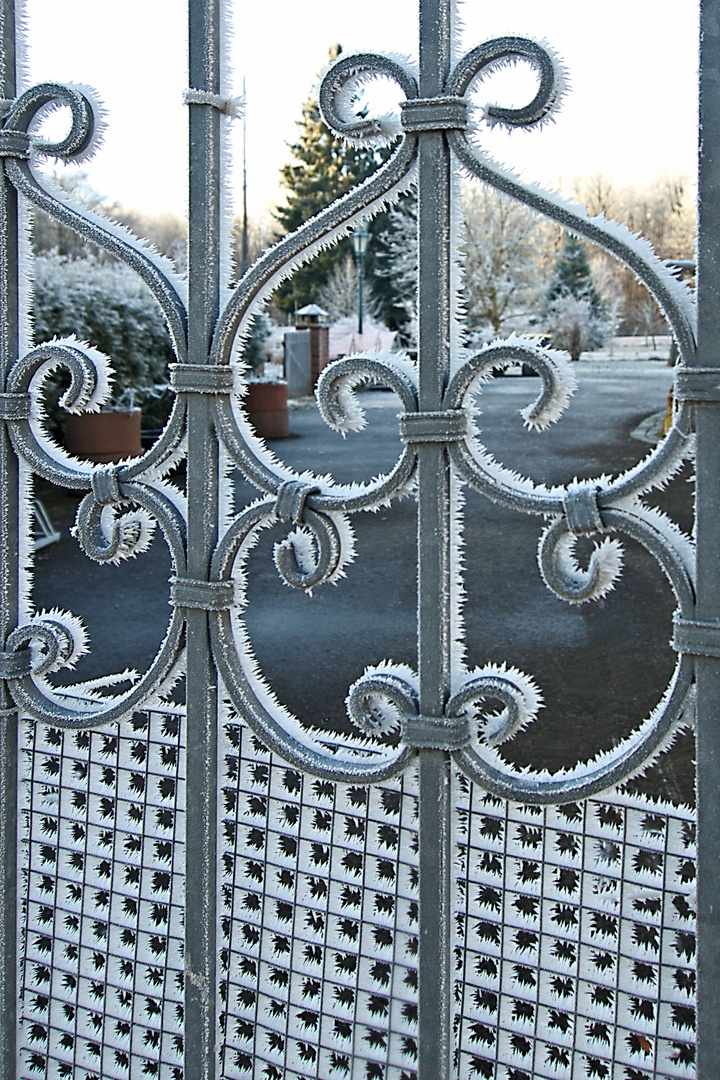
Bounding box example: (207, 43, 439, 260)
(545, 292, 609, 362)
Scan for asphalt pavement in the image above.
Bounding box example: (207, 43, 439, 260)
(33, 359, 694, 805)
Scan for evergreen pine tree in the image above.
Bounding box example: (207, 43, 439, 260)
(545, 236, 609, 361)
(546, 234, 604, 315)
(274, 45, 388, 315)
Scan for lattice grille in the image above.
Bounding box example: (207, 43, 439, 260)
(19, 707, 185, 1080)
(19, 708, 696, 1079)
(219, 714, 420, 1080)
(455, 785, 696, 1080)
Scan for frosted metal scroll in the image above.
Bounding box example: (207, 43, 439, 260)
(0, 0, 714, 1077)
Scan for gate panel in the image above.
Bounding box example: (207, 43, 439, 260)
(0, 0, 712, 1078)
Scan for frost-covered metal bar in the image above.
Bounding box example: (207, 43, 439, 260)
(695, 2, 720, 1073)
(0, 2, 22, 1075)
(185, 1, 223, 1076)
(415, 2, 455, 1077)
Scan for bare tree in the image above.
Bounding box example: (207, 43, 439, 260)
(571, 172, 696, 336)
(317, 254, 379, 323)
(117, 207, 187, 272)
(462, 186, 551, 339)
(231, 211, 276, 279)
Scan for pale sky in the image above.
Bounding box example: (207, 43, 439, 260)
(23, 0, 699, 221)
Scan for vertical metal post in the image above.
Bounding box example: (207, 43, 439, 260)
(0, 1, 20, 1076)
(695, 2, 720, 1074)
(185, 3, 222, 1077)
(416, 2, 454, 1078)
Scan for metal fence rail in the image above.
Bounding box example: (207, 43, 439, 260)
(0, 0, 716, 1077)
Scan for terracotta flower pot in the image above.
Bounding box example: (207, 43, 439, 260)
(64, 408, 142, 463)
(246, 381, 289, 439)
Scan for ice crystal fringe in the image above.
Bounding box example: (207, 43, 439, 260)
(19, 165, 38, 621)
(29, 81, 108, 164)
(466, 333, 577, 431)
(98, 505, 156, 564)
(476, 668, 687, 787)
(18, 458, 33, 623)
(69, 504, 157, 566)
(615, 498, 696, 588)
(142, 432, 189, 486)
(613, 426, 696, 501)
(45, 337, 113, 414)
(346, 661, 419, 736)
(60, 668, 139, 694)
(315, 348, 418, 435)
(468, 440, 566, 503)
(319, 52, 416, 150)
(539, 526, 624, 604)
(450, 160, 468, 377)
(464, 662, 543, 745)
(449, 470, 467, 684)
(25, 608, 89, 672)
(478, 39, 569, 132)
(14, 0, 29, 92)
(218, 0, 239, 291)
(138, 651, 187, 714)
(272, 508, 356, 592)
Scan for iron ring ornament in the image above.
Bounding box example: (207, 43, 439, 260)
(0, 38, 698, 801)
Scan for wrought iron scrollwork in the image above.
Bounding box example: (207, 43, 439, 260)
(0, 4, 706, 1079)
(0, 85, 190, 726)
(0, 26, 698, 795)
(303, 32, 697, 801)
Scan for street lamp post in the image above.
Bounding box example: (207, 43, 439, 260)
(350, 225, 370, 336)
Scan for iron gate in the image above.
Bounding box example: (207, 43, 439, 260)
(0, 0, 717, 1077)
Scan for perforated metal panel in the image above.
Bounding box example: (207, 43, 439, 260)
(18, 714, 697, 1079)
(20, 708, 186, 1079)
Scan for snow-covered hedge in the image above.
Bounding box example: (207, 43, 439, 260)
(32, 254, 175, 433)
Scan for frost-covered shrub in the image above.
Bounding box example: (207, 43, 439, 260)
(318, 254, 380, 324)
(463, 186, 551, 339)
(33, 254, 174, 387)
(33, 254, 175, 433)
(372, 196, 418, 345)
(546, 293, 609, 362)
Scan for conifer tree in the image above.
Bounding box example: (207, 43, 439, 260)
(546, 234, 604, 315)
(545, 235, 608, 360)
(274, 45, 388, 314)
